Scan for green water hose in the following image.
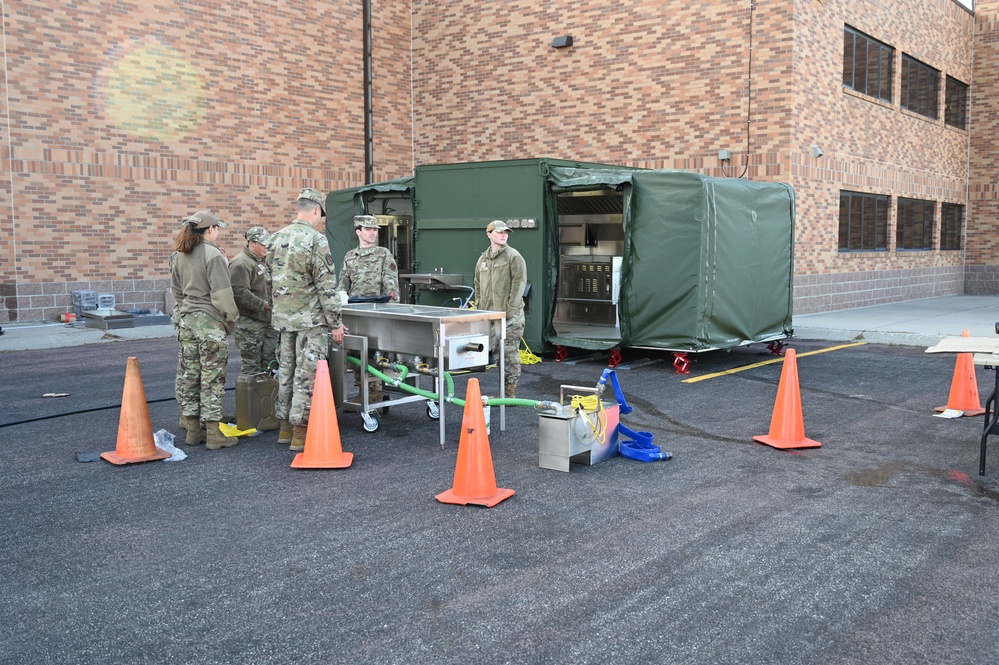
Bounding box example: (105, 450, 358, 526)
(375, 358, 409, 383)
(346, 356, 558, 411)
(347, 356, 439, 401)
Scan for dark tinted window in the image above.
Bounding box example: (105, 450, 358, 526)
(896, 198, 934, 250)
(839, 191, 889, 251)
(843, 27, 893, 102)
(901, 55, 939, 119)
(940, 203, 963, 250)
(945, 76, 968, 130)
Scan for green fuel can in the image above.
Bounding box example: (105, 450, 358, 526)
(236, 372, 280, 432)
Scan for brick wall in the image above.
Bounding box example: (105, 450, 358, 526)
(371, 0, 415, 181)
(411, 0, 788, 165)
(411, 0, 977, 314)
(967, 0, 999, 291)
(793, 0, 972, 312)
(0, 0, 988, 322)
(0, 0, 414, 323)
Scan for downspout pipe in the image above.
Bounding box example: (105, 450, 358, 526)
(363, 0, 374, 183)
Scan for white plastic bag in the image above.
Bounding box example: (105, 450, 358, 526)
(154, 428, 187, 462)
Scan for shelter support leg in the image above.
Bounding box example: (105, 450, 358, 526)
(672, 352, 691, 375)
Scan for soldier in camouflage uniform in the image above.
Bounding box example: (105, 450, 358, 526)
(170, 210, 241, 450)
(338, 214, 400, 402)
(265, 188, 346, 452)
(229, 226, 279, 374)
(473, 220, 528, 398)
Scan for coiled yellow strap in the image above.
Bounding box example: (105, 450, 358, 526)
(570, 394, 606, 444)
(519, 338, 542, 365)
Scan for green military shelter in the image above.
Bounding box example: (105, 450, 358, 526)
(327, 158, 794, 355)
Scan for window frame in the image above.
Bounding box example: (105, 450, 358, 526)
(940, 203, 964, 251)
(839, 190, 890, 252)
(895, 197, 935, 251)
(843, 26, 894, 103)
(945, 76, 969, 130)
(900, 54, 940, 120)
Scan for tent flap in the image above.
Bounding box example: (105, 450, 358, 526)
(547, 168, 793, 352)
(621, 171, 794, 350)
(325, 177, 414, 270)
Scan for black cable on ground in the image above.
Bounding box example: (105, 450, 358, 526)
(0, 386, 235, 428)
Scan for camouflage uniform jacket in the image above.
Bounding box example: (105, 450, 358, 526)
(229, 246, 271, 323)
(338, 245, 400, 302)
(265, 218, 342, 332)
(473, 244, 527, 320)
(170, 241, 239, 333)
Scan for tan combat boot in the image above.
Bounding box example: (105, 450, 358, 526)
(277, 420, 293, 444)
(205, 422, 239, 450)
(180, 415, 206, 446)
(290, 425, 308, 452)
(504, 383, 517, 399)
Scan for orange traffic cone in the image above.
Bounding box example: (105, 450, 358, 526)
(753, 348, 822, 450)
(436, 378, 514, 507)
(934, 330, 985, 416)
(101, 357, 170, 465)
(291, 360, 353, 469)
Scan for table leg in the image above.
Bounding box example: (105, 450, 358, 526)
(981, 367, 999, 475)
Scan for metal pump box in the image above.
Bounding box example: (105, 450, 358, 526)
(538, 385, 620, 472)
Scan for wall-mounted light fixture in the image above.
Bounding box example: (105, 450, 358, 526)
(551, 36, 574, 49)
(810, 145, 824, 158)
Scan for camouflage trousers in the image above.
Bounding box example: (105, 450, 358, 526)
(234, 316, 279, 374)
(490, 316, 525, 388)
(175, 311, 229, 422)
(276, 326, 330, 427)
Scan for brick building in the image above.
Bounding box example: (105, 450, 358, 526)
(0, 0, 994, 323)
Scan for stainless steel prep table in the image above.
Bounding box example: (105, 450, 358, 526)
(331, 302, 507, 447)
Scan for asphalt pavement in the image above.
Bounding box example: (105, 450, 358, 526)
(2, 295, 999, 664)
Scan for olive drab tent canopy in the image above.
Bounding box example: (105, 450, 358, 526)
(325, 176, 414, 270)
(325, 159, 793, 353)
(545, 167, 794, 351)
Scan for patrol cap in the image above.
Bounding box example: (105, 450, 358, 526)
(245, 226, 270, 243)
(185, 211, 228, 229)
(353, 215, 379, 229)
(298, 188, 326, 216)
(486, 220, 512, 233)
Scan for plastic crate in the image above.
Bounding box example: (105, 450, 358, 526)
(98, 293, 116, 309)
(72, 289, 98, 307)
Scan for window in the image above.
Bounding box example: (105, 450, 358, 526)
(843, 27, 893, 102)
(901, 55, 939, 119)
(896, 198, 934, 250)
(940, 203, 964, 250)
(945, 76, 969, 130)
(839, 191, 889, 251)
